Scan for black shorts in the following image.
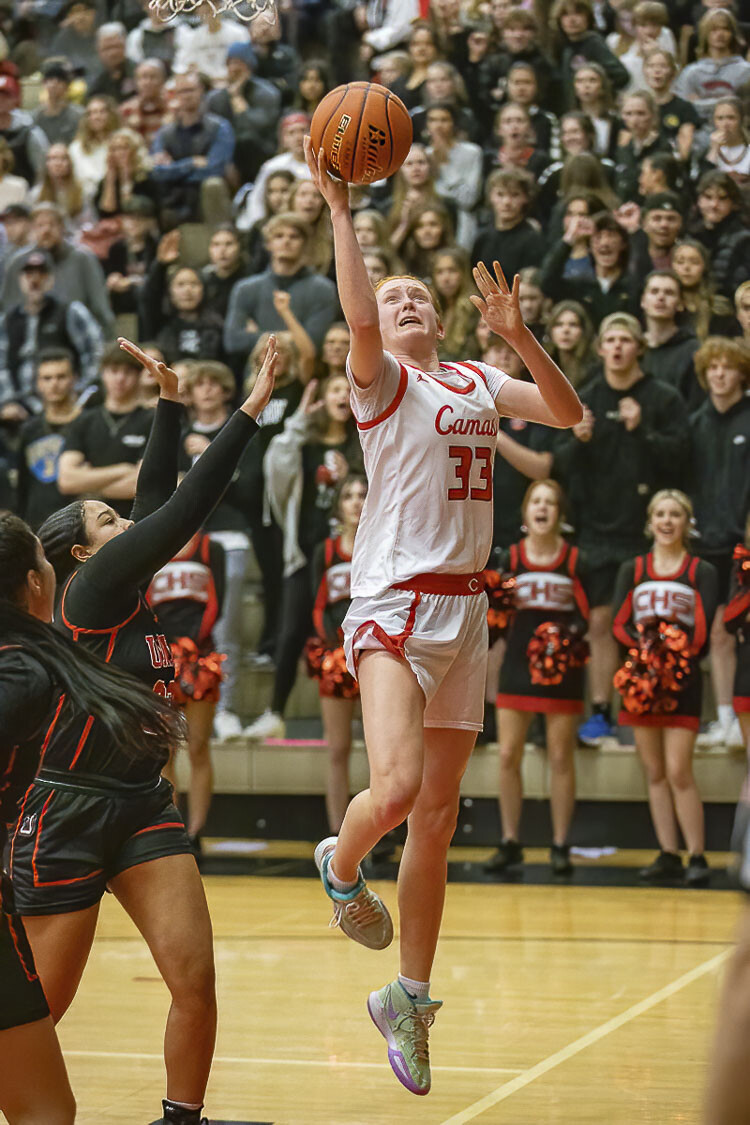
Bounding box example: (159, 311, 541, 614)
(586, 560, 623, 609)
(5, 773, 192, 916)
(0, 889, 48, 1030)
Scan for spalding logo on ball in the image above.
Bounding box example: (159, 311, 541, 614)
(310, 82, 413, 185)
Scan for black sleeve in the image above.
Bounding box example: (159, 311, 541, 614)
(138, 259, 170, 341)
(694, 559, 719, 657)
(0, 649, 57, 745)
(639, 385, 689, 484)
(67, 410, 260, 623)
(61, 411, 90, 456)
(208, 539, 226, 618)
(129, 398, 183, 523)
(539, 239, 573, 302)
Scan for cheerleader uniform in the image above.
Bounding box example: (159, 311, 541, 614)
(724, 546, 750, 716)
(147, 531, 226, 705)
(308, 536, 358, 699)
(495, 540, 589, 714)
(612, 553, 719, 730)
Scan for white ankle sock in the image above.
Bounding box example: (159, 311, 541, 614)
(328, 863, 358, 892)
(398, 974, 430, 1001)
(719, 705, 735, 726)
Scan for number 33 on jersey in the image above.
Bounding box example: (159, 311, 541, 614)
(347, 352, 507, 598)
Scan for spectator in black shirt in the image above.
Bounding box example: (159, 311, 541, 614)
(690, 171, 750, 300)
(689, 336, 750, 749)
(249, 6, 300, 106)
(615, 90, 672, 202)
(642, 46, 699, 162)
(553, 312, 689, 743)
(154, 267, 225, 367)
(541, 210, 639, 327)
(102, 194, 158, 317)
(625, 191, 684, 289)
(471, 168, 545, 280)
(57, 341, 153, 518)
(552, 0, 629, 110)
(0, 250, 103, 423)
(16, 348, 80, 529)
(87, 22, 137, 103)
(641, 270, 702, 408)
(201, 224, 249, 322)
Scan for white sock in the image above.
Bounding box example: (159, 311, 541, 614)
(328, 863, 358, 892)
(719, 705, 736, 727)
(398, 974, 430, 1001)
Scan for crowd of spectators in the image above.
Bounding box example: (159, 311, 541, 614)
(0, 0, 748, 749)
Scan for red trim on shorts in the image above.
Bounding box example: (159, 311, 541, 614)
(7, 915, 38, 983)
(734, 697, 750, 714)
(350, 593, 421, 672)
(618, 711, 700, 731)
(129, 821, 185, 839)
(392, 572, 484, 596)
(496, 694, 583, 714)
(356, 365, 408, 430)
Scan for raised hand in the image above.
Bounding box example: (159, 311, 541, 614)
(299, 378, 325, 416)
(303, 136, 350, 217)
(118, 337, 180, 402)
(242, 334, 278, 420)
(470, 260, 525, 347)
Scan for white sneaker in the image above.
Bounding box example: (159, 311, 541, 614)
(727, 718, 746, 750)
(213, 711, 243, 740)
(314, 836, 393, 950)
(697, 718, 731, 748)
(243, 710, 285, 740)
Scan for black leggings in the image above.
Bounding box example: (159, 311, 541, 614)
(271, 563, 313, 716)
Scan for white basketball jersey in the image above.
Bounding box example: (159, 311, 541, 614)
(347, 351, 508, 597)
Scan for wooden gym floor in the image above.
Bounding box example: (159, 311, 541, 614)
(48, 843, 742, 1125)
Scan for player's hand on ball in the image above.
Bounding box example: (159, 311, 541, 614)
(303, 137, 350, 216)
(118, 337, 180, 402)
(242, 334, 278, 420)
(470, 260, 525, 346)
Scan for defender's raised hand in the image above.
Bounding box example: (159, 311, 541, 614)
(470, 260, 525, 347)
(118, 337, 180, 402)
(242, 334, 278, 420)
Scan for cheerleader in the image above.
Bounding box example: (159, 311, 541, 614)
(612, 489, 718, 887)
(724, 513, 750, 763)
(306, 474, 366, 833)
(486, 479, 589, 877)
(147, 531, 225, 854)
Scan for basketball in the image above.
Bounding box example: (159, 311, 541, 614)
(309, 82, 413, 186)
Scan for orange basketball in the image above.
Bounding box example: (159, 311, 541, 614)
(309, 82, 413, 186)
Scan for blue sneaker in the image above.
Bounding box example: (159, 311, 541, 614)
(314, 836, 393, 950)
(578, 712, 615, 746)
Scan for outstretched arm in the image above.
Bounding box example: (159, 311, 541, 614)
(472, 261, 583, 428)
(304, 137, 384, 388)
(117, 338, 184, 523)
(79, 340, 279, 599)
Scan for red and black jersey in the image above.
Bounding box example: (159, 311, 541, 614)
(0, 647, 58, 831)
(312, 537, 352, 650)
(612, 552, 719, 727)
(147, 532, 225, 650)
(496, 539, 589, 712)
(724, 546, 750, 712)
(43, 399, 259, 783)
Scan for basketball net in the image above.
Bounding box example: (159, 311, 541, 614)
(148, 0, 275, 22)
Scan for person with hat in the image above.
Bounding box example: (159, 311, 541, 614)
(0, 249, 103, 422)
(552, 312, 690, 744)
(627, 190, 685, 290)
(206, 42, 281, 184)
(0, 72, 48, 186)
(2, 204, 114, 332)
(32, 58, 83, 146)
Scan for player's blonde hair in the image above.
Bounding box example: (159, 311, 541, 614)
(645, 488, 694, 544)
(374, 274, 443, 316)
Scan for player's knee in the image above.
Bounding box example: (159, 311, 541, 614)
(410, 797, 459, 846)
(499, 743, 522, 770)
(547, 747, 572, 773)
(166, 948, 216, 1006)
(187, 738, 210, 762)
(666, 764, 694, 792)
(370, 783, 418, 831)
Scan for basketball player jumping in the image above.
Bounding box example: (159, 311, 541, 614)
(305, 136, 583, 1096)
